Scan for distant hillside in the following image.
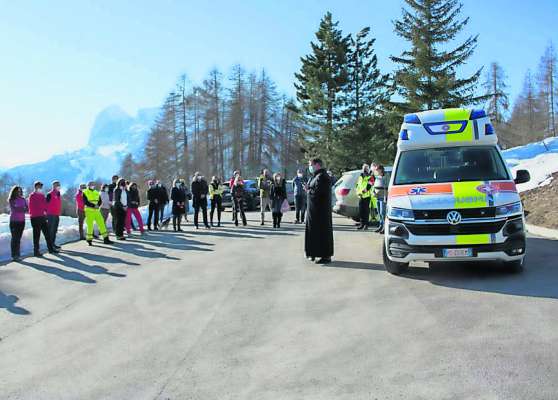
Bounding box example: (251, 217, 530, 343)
(5, 105, 158, 187)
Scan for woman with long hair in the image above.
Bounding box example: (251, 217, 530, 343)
(8, 185, 27, 261)
(125, 182, 145, 235)
(270, 173, 287, 228)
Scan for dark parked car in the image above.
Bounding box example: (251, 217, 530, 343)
(222, 179, 260, 211)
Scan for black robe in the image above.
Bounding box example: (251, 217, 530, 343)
(305, 168, 334, 258)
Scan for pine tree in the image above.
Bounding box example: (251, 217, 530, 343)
(509, 70, 546, 145)
(345, 27, 390, 123)
(391, 0, 483, 111)
(330, 26, 394, 170)
(536, 42, 557, 138)
(294, 12, 350, 163)
(227, 64, 246, 172)
(482, 62, 509, 124)
(176, 74, 191, 177)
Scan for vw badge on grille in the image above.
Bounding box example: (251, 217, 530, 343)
(447, 210, 462, 225)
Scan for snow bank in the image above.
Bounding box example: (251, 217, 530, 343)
(503, 137, 558, 192)
(0, 202, 187, 263)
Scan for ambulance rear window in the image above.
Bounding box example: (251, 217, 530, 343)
(394, 146, 510, 185)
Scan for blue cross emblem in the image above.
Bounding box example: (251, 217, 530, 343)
(409, 186, 427, 195)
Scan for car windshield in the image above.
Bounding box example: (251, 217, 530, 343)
(394, 146, 510, 185)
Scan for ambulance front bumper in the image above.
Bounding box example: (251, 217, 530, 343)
(385, 218, 526, 263)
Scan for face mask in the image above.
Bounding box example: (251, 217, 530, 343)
(54, 186, 61, 191)
(308, 166, 314, 174)
(363, 169, 369, 175)
(103, 188, 108, 192)
(36, 188, 43, 193)
(297, 173, 303, 178)
(89, 186, 95, 190)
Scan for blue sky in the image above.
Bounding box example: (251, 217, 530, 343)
(1, 0, 557, 168)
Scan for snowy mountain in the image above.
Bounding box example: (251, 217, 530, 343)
(4, 105, 158, 187)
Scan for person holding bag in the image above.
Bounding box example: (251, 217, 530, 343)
(270, 172, 287, 229)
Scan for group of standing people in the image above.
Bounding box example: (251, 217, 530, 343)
(6, 158, 335, 265)
(355, 163, 388, 233)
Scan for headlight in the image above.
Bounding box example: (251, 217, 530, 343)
(388, 206, 414, 221)
(495, 201, 522, 217)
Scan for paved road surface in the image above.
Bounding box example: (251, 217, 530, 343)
(1, 212, 557, 399)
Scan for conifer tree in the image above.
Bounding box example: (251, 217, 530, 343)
(294, 12, 350, 162)
(391, 0, 483, 111)
(482, 62, 509, 124)
(536, 42, 557, 138)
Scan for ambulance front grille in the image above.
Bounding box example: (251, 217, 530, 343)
(405, 220, 506, 236)
(413, 207, 496, 220)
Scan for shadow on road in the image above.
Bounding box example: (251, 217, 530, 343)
(0, 291, 30, 315)
(321, 260, 385, 271)
(19, 260, 97, 284)
(95, 242, 182, 260)
(47, 254, 126, 278)
(402, 237, 558, 299)
(62, 250, 140, 266)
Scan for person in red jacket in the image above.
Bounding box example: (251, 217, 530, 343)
(46, 180, 62, 249)
(75, 183, 86, 240)
(28, 181, 57, 256)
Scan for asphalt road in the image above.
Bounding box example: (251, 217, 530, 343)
(1, 211, 557, 400)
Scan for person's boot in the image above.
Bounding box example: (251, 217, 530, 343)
(272, 214, 277, 228)
(261, 214, 265, 226)
(34, 250, 43, 257)
(87, 240, 93, 246)
(277, 215, 282, 228)
(316, 258, 332, 264)
(104, 237, 114, 245)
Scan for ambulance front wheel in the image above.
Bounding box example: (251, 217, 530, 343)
(382, 242, 409, 275)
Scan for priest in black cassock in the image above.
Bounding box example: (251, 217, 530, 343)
(305, 157, 334, 264)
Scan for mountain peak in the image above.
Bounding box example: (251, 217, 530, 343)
(87, 105, 134, 148)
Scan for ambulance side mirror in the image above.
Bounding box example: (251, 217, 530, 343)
(514, 169, 530, 185)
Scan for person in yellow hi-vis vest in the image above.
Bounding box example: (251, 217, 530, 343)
(355, 164, 375, 230)
(82, 181, 114, 246)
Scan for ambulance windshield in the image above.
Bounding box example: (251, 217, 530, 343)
(394, 146, 510, 185)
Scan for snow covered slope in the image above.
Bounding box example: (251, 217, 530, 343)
(4, 105, 158, 187)
(503, 137, 558, 192)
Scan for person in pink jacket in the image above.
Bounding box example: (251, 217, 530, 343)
(75, 183, 86, 240)
(46, 180, 62, 249)
(8, 185, 28, 261)
(28, 181, 57, 256)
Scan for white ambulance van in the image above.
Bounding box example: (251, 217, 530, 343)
(383, 108, 531, 275)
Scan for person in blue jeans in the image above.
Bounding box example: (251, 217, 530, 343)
(292, 169, 307, 224)
(373, 165, 387, 234)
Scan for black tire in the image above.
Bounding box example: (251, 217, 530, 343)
(504, 258, 524, 273)
(382, 241, 409, 275)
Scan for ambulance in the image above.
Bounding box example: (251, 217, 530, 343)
(383, 108, 531, 275)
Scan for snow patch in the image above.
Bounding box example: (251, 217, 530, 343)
(503, 137, 558, 193)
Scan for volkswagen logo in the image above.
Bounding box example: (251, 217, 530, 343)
(446, 210, 462, 225)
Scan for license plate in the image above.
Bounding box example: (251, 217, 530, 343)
(442, 248, 473, 258)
